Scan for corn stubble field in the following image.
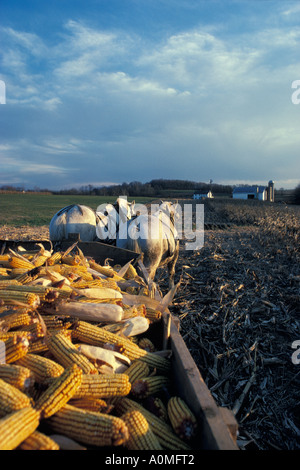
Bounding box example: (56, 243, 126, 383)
(0, 196, 299, 450)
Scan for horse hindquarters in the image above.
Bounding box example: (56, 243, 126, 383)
(65, 206, 97, 242)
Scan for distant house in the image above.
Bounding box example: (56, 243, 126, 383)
(232, 181, 274, 202)
(193, 190, 213, 200)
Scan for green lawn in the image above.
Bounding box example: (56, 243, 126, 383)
(0, 193, 155, 227)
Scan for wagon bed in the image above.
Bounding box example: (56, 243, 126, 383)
(0, 237, 238, 450)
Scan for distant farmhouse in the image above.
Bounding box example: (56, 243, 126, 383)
(193, 190, 214, 200)
(232, 180, 274, 202)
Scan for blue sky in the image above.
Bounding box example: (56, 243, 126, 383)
(0, 0, 299, 190)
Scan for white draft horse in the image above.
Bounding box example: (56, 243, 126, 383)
(49, 198, 135, 242)
(116, 201, 180, 288)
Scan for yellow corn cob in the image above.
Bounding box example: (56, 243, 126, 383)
(32, 254, 49, 267)
(0, 279, 22, 288)
(124, 360, 150, 384)
(0, 289, 40, 307)
(0, 378, 33, 417)
(0, 309, 34, 330)
(47, 251, 63, 266)
(45, 331, 98, 375)
(16, 353, 65, 383)
(0, 363, 34, 392)
(122, 410, 162, 450)
(167, 396, 198, 441)
(2, 335, 29, 363)
(143, 396, 169, 423)
(0, 407, 40, 450)
(8, 256, 35, 270)
(61, 254, 83, 266)
(124, 263, 138, 279)
(131, 375, 170, 399)
(5, 284, 53, 301)
(88, 260, 124, 281)
(0, 254, 11, 267)
(14, 267, 41, 284)
(114, 397, 191, 450)
(28, 338, 48, 354)
(18, 430, 60, 450)
(42, 314, 74, 331)
(69, 397, 111, 413)
(34, 364, 83, 419)
(72, 321, 170, 373)
(72, 373, 131, 399)
(138, 337, 156, 352)
(145, 307, 162, 323)
(48, 404, 129, 447)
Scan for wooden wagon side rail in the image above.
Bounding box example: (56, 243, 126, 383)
(163, 313, 239, 450)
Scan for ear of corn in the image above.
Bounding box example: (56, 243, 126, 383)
(8, 256, 35, 270)
(16, 353, 65, 383)
(47, 404, 129, 447)
(72, 373, 131, 399)
(123, 360, 150, 383)
(45, 331, 98, 375)
(18, 430, 60, 450)
(2, 335, 29, 363)
(0, 290, 40, 307)
(0, 363, 34, 392)
(122, 410, 162, 450)
(114, 398, 191, 450)
(167, 396, 198, 441)
(0, 378, 33, 417)
(131, 375, 170, 399)
(0, 407, 41, 450)
(72, 321, 170, 373)
(69, 397, 111, 413)
(34, 364, 83, 419)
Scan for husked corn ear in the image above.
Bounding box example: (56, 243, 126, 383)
(0, 279, 22, 287)
(0, 309, 33, 330)
(0, 407, 40, 450)
(0, 289, 40, 307)
(72, 321, 170, 373)
(47, 404, 129, 447)
(145, 307, 162, 323)
(69, 397, 112, 413)
(8, 256, 35, 270)
(42, 314, 74, 331)
(122, 410, 162, 450)
(73, 373, 131, 399)
(167, 396, 198, 441)
(14, 266, 42, 284)
(47, 252, 63, 266)
(114, 398, 191, 450)
(46, 331, 98, 375)
(18, 430, 60, 450)
(138, 337, 156, 352)
(131, 375, 170, 399)
(35, 364, 83, 418)
(0, 378, 33, 417)
(124, 263, 138, 279)
(88, 260, 123, 281)
(124, 360, 150, 384)
(0, 363, 34, 392)
(2, 335, 29, 363)
(16, 353, 65, 383)
(143, 396, 169, 423)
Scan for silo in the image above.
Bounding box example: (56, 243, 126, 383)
(267, 180, 275, 202)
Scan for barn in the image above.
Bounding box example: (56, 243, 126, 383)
(232, 181, 274, 202)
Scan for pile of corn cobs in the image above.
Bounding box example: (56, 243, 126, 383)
(0, 243, 198, 450)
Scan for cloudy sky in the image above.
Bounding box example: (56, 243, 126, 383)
(0, 0, 299, 190)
